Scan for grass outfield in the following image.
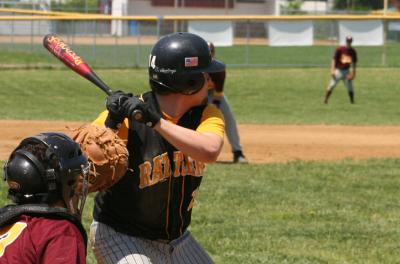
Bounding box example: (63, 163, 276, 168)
(1, 43, 400, 68)
(1, 50, 400, 263)
(1, 159, 400, 263)
(1, 67, 399, 124)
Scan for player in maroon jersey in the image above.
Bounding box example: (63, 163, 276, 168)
(0, 132, 90, 264)
(324, 35, 358, 104)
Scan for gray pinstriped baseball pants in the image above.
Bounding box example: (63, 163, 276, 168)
(90, 220, 214, 264)
(327, 68, 354, 93)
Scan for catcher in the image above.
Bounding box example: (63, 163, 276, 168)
(0, 132, 89, 263)
(78, 32, 225, 264)
(324, 35, 358, 104)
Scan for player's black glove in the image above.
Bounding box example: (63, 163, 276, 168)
(118, 95, 140, 118)
(121, 97, 161, 128)
(105, 90, 133, 129)
(106, 91, 161, 128)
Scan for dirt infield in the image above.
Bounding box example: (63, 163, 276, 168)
(1, 120, 400, 164)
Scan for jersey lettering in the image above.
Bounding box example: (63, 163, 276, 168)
(181, 156, 196, 176)
(0, 222, 27, 257)
(138, 151, 204, 189)
(187, 188, 199, 211)
(161, 153, 171, 179)
(173, 152, 184, 177)
(138, 161, 153, 188)
(152, 154, 164, 184)
(340, 54, 353, 64)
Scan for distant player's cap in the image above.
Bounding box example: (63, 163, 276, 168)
(346, 35, 353, 42)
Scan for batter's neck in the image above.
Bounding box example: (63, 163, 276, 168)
(156, 94, 193, 119)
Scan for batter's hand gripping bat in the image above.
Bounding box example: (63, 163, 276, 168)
(43, 34, 142, 122)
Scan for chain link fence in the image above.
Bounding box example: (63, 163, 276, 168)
(1, 12, 400, 68)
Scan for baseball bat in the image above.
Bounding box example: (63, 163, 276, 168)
(43, 34, 142, 121)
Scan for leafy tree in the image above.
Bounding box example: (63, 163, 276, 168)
(280, 0, 306, 14)
(50, 0, 100, 13)
(286, 0, 303, 10)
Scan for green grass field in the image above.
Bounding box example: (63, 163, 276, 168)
(1, 159, 400, 263)
(1, 43, 400, 68)
(1, 43, 400, 263)
(1, 67, 399, 124)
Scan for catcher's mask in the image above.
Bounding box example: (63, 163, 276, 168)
(3, 132, 89, 218)
(148, 32, 225, 95)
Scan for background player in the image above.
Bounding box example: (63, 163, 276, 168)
(0, 132, 89, 263)
(207, 41, 248, 163)
(324, 35, 358, 104)
(89, 32, 225, 263)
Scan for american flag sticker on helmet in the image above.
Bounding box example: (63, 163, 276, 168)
(185, 57, 198, 67)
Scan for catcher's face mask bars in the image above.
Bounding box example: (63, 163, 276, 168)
(78, 162, 90, 217)
(68, 162, 90, 219)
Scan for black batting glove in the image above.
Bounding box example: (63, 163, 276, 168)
(106, 91, 160, 128)
(120, 96, 142, 118)
(105, 90, 133, 129)
(106, 90, 133, 116)
(139, 103, 161, 127)
(105, 112, 122, 129)
(121, 99, 161, 128)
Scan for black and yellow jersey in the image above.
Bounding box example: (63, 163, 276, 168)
(93, 91, 224, 241)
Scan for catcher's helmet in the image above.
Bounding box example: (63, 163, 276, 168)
(148, 32, 225, 95)
(3, 132, 89, 216)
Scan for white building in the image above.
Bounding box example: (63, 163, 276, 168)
(112, 0, 279, 17)
(111, 0, 281, 36)
(300, 1, 329, 13)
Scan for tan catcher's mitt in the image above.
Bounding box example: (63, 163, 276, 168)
(72, 124, 129, 193)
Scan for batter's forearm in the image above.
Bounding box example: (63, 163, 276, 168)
(154, 119, 223, 163)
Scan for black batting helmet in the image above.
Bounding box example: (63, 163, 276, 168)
(148, 32, 225, 95)
(3, 132, 89, 215)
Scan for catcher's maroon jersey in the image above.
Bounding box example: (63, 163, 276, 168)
(333, 46, 357, 70)
(93, 91, 224, 241)
(0, 215, 86, 264)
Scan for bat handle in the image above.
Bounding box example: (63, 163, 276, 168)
(132, 109, 143, 121)
(104, 88, 113, 96)
(105, 109, 142, 130)
(105, 112, 142, 129)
